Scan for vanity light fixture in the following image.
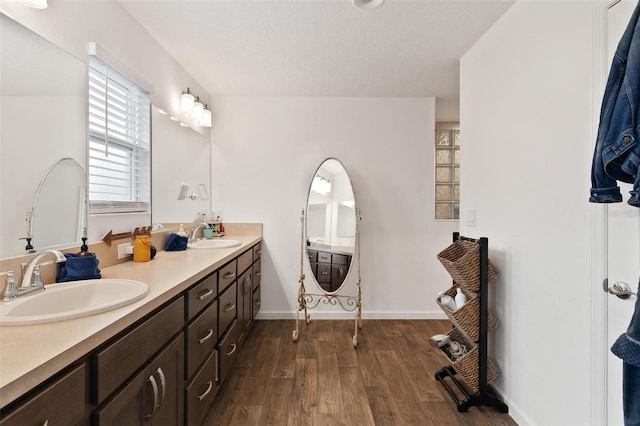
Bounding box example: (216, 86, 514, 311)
(192, 98, 204, 121)
(17, 0, 47, 9)
(180, 88, 195, 114)
(200, 106, 212, 128)
(179, 88, 212, 128)
(311, 175, 332, 195)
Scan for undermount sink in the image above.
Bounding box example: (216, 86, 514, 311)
(187, 239, 241, 250)
(0, 279, 149, 326)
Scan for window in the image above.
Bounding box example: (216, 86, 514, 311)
(88, 55, 150, 214)
(435, 128, 460, 220)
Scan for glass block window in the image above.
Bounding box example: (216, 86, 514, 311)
(435, 129, 460, 220)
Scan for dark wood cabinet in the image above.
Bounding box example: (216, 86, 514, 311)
(307, 248, 351, 292)
(1, 240, 263, 426)
(0, 364, 87, 426)
(93, 333, 184, 426)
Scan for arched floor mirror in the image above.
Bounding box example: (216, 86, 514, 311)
(292, 158, 362, 347)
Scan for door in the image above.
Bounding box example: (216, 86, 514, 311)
(605, 4, 640, 425)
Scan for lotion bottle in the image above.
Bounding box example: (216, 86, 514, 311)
(454, 288, 467, 310)
(438, 291, 457, 311)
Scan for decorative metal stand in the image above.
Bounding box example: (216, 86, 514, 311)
(292, 208, 362, 347)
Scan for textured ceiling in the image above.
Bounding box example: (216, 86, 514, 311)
(120, 0, 514, 121)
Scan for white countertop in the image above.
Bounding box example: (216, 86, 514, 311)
(0, 235, 261, 408)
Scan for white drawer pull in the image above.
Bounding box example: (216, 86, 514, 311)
(199, 328, 214, 344)
(225, 343, 237, 356)
(197, 380, 213, 401)
(223, 303, 235, 312)
(198, 288, 213, 301)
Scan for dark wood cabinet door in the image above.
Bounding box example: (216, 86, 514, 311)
(0, 364, 86, 426)
(94, 333, 184, 426)
(238, 268, 252, 342)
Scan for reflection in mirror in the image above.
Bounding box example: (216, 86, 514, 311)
(151, 106, 210, 224)
(306, 158, 356, 293)
(30, 158, 87, 252)
(0, 13, 87, 257)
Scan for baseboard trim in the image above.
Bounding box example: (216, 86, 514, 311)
(255, 311, 447, 320)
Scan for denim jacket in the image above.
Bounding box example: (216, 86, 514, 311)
(590, 0, 640, 207)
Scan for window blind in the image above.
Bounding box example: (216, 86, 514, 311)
(88, 55, 150, 214)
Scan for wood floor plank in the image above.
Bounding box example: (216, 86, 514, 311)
(203, 320, 517, 426)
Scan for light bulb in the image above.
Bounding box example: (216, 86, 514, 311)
(180, 91, 194, 114)
(200, 108, 212, 128)
(192, 100, 204, 121)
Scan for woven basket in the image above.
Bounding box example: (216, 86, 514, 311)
(439, 328, 500, 394)
(437, 240, 499, 292)
(436, 285, 498, 342)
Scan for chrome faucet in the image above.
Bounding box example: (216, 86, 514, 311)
(20, 250, 66, 293)
(314, 240, 324, 247)
(189, 223, 207, 243)
(0, 271, 16, 301)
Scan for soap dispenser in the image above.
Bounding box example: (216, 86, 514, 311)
(177, 224, 187, 237)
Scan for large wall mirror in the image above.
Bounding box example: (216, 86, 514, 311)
(0, 13, 213, 258)
(305, 158, 357, 293)
(0, 13, 87, 258)
(151, 105, 211, 225)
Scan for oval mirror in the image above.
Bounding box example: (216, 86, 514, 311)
(29, 157, 87, 252)
(305, 158, 357, 293)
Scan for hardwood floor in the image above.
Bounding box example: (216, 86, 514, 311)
(204, 320, 517, 426)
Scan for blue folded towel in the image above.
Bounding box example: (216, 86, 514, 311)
(164, 233, 188, 251)
(56, 253, 101, 282)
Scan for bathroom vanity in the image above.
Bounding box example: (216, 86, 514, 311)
(0, 234, 262, 425)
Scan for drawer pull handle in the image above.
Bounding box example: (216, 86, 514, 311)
(145, 374, 159, 419)
(226, 343, 237, 356)
(255, 271, 261, 277)
(41, 421, 49, 426)
(197, 380, 214, 401)
(223, 303, 235, 312)
(223, 272, 236, 280)
(199, 328, 214, 344)
(156, 367, 166, 406)
(321, 272, 328, 276)
(255, 250, 262, 256)
(254, 301, 261, 307)
(198, 288, 214, 300)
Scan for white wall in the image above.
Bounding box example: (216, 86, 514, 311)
(211, 97, 458, 318)
(0, 1, 211, 244)
(460, 2, 595, 425)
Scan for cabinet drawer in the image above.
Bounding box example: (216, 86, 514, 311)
(238, 249, 253, 275)
(219, 282, 237, 336)
(218, 260, 237, 293)
(186, 272, 217, 320)
(186, 301, 217, 379)
(307, 250, 317, 263)
(332, 253, 350, 265)
(0, 364, 86, 426)
(252, 259, 261, 291)
(316, 263, 331, 283)
(185, 349, 218, 426)
(92, 297, 184, 404)
(317, 251, 331, 263)
(252, 243, 262, 260)
(218, 320, 238, 384)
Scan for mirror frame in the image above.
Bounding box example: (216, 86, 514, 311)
(28, 157, 87, 252)
(305, 157, 357, 294)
